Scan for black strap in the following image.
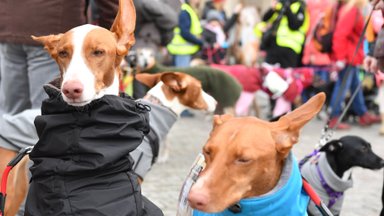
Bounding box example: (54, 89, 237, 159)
(146, 127, 160, 165)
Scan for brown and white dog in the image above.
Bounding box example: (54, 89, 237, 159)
(32, 1, 135, 107)
(188, 93, 326, 214)
(131, 72, 217, 181)
(3, 0, 216, 213)
(3, 0, 137, 215)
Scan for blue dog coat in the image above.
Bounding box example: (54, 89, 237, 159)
(193, 153, 309, 216)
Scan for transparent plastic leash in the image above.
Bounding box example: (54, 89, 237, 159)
(176, 153, 206, 216)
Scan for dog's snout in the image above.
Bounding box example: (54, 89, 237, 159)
(188, 190, 210, 210)
(380, 160, 384, 168)
(62, 80, 84, 99)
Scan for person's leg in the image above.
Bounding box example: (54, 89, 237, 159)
(349, 67, 368, 116)
(0, 44, 30, 215)
(329, 67, 352, 129)
(0, 44, 59, 216)
(0, 43, 30, 114)
(0, 109, 41, 216)
(378, 84, 384, 134)
(348, 67, 381, 126)
(25, 45, 60, 109)
(173, 54, 192, 67)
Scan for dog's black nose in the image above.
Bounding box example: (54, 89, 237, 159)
(380, 160, 384, 168)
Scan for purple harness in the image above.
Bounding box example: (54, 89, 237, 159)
(300, 151, 344, 208)
(314, 155, 344, 208)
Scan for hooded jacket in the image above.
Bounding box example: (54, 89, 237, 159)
(25, 82, 163, 216)
(301, 152, 353, 216)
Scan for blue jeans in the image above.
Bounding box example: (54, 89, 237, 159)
(173, 54, 191, 67)
(0, 43, 59, 150)
(329, 66, 367, 118)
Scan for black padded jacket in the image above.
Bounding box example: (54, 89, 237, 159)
(25, 82, 163, 216)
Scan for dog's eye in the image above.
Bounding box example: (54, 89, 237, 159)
(203, 149, 211, 157)
(235, 158, 251, 165)
(361, 146, 369, 153)
(58, 50, 69, 58)
(92, 50, 105, 57)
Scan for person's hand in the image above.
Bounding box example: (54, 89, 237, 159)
(234, 3, 243, 14)
(334, 60, 346, 72)
(271, 0, 279, 9)
(363, 55, 379, 73)
(213, 42, 220, 49)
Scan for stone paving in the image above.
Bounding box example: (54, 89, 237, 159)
(142, 111, 384, 216)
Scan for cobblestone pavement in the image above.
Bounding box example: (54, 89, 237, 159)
(142, 111, 384, 216)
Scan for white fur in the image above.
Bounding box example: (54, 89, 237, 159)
(147, 81, 217, 116)
(147, 82, 189, 116)
(202, 91, 217, 113)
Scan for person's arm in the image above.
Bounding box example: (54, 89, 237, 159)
(223, 3, 242, 33)
(93, 0, 119, 29)
(262, 8, 276, 22)
(223, 13, 239, 33)
(142, 0, 178, 46)
(332, 7, 357, 62)
(179, 10, 204, 46)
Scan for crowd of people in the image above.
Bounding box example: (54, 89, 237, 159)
(124, 0, 384, 133)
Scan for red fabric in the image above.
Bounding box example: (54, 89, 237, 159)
(210, 64, 314, 102)
(331, 5, 365, 66)
(210, 64, 263, 92)
(302, 0, 332, 66)
(1, 166, 12, 195)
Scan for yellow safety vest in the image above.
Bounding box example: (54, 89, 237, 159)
(167, 3, 203, 55)
(255, 1, 309, 54)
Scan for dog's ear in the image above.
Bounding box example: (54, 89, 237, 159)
(320, 140, 343, 153)
(213, 114, 233, 128)
(31, 34, 63, 57)
(271, 93, 326, 157)
(160, 72, 188, 92)
(135, 73, 162, 88)
(110, 0, 136, 56)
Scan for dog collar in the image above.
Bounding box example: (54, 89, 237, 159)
(314, 153, 353, 208)
(193, 153, 310, 215)
(315, 157, 343, 208)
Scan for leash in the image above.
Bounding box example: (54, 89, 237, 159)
(300, 3, 377, 167)
(320, 2, 376, 143)
(0, 146, 33, 216)
(302, 178, 334, 216)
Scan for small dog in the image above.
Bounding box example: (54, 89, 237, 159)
(130, 72, 217, 181)
(301, 135, 384, 216)
(187, 93, 326, 215)
(128, 48, 242, 115)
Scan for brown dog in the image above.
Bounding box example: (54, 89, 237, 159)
(188, 93, 326, 214)
(2, 0, 139, 215)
